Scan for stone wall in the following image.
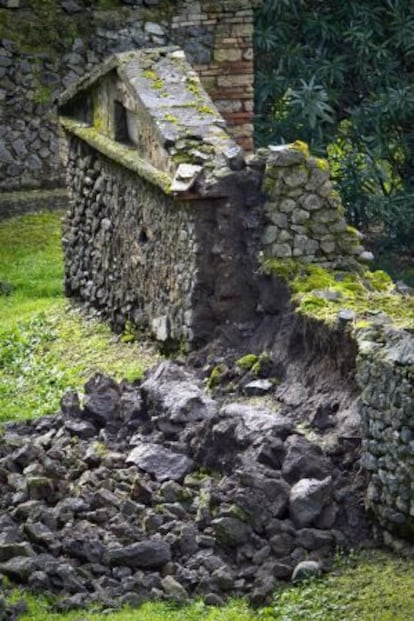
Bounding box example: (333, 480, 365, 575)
(64, 135, 197, 344)
(63, 135, 260, 346)
(0, 0, 256, 193)
(357, 321, 414, 547)
(255, 144, 367, 267)
(62, 132, 370, 347)
(0, 187, 67, 219)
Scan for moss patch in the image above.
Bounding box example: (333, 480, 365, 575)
(142, 69, 165, 91)
(206, 363, 229, 390)
(60, 118, 173, 193)
(235, 353, 258, 371)
(289, 139, 310, 158)
(261, 258, 414, 329)
(314, 156, 330, 171)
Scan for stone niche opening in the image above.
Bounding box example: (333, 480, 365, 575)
(114, 101, 131, 145)
(60, 92, 93, 126)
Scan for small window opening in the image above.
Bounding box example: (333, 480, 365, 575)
(114, 101, 130, 144)
(59, 93, 92, 125)
(139, 229, 149, 244)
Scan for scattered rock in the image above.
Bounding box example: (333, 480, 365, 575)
(126, 443, 193, 482)
(282, 435, 331, 484)
(212, 517, 251, 547)
(0, 556, 37, 581)
(161, 575, 188, 601)
(105, 540, 172, 569)
(0, 362, 369, 609)
(289, 477, 333, 527)
(243, 379, 273, 396)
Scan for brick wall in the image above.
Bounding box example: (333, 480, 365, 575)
(172, 0, 258, 152)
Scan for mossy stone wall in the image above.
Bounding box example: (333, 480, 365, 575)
(63, 134, 260, 346)
(357, 322, 414, 548)
(256, 144, 367, 267)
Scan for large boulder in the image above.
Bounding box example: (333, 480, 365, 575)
(126, 443, 193, 482)
(105, 540, 172, 569)
(289, 476, 333, 527)
(282, 435, 332, 484)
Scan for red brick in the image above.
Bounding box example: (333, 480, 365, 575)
(221, 111, 253, 122)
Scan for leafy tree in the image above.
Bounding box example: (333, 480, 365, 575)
(254, 0, 414, 253)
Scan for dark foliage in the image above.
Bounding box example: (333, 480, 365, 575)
(254, 0, 414, 252)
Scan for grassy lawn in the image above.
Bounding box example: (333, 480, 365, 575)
(1, 210, 414, 619)
(0, 211, 159, 422)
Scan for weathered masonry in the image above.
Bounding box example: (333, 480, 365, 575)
(173, 0, 259, 152)
(59, 47, 260, 346)
(59, 45, 365, 347)
(357, 323, 414, 547)
(0, 0, 257, 193)
(59, 46, 414, 551)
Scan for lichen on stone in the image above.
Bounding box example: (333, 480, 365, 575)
(289, 140, 310, 158)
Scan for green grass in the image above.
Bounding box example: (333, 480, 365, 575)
(0, 211, 64, 326)
(0, 211, 159, 422)
(9, 550, 414, 620)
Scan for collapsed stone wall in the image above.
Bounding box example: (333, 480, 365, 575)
(0, 0, 256, 192)
(256, 144, 366, 266)
(357, 321, 414, 548)
(63, 138, 370, 345)
(63, 136, 260, 345)
(0, 361, 370, 611)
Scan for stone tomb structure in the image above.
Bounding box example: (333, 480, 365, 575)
(59, 47, 260, 345)
(59, 45, 363, 347)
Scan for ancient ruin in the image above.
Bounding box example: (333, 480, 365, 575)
(58, 45, 364, 345)
(0, 0, 257, 194)
(0, 0, 413, 614)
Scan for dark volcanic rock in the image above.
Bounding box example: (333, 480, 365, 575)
(212, 517, 251, 547)
(141, 361, 217, 426)
(64, 418, 97, 439)
(83, 373, 121, 426)
(0, 556, 37, 581)
(105, 540, 172, 568)
(126, 443, 193, 482)
(0, 542, 34, 562)
(0, 362, 370, 609)
(289, 477, 333, 527)
(292, 559, 322, 581)
(282, 435, 331, 484)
